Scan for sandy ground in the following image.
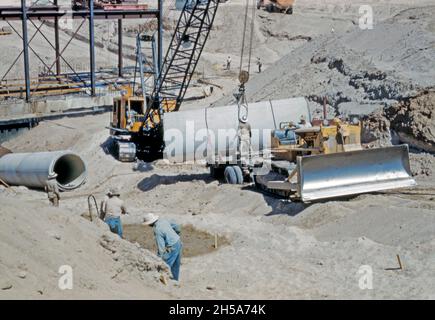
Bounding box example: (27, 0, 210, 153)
(1, 0, 435, 299)
(2, 112, 435, 299)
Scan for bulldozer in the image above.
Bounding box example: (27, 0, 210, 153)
(257, 0, 294, 14)
(253, 116, 416, 202)
(270, 117, 363, 162)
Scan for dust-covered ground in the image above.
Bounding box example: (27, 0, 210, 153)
(2, 112, 435, 299)
(1, 0, 435, 299)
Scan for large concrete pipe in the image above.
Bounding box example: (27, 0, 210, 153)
(163, 98, 311, 163)
(0, 151, 87, 191)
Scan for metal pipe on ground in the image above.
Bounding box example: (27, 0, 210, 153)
(163, 97, 311, 163)
(0, 151, 87, 191)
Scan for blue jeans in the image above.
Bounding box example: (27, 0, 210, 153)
(163, 240, 182, 281)
(105, 216, 123, 238)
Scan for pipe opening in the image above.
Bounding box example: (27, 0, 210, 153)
(53, 154, 87, 190)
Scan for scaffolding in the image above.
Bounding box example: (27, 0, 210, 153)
(0, 0, 164, 101)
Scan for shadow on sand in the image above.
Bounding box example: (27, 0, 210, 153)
(100, 136, 117, 160)
(137, 173, 214, 192)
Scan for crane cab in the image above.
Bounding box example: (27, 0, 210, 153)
(111, 96, 147, 134)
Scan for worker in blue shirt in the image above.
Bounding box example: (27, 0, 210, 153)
(143, 213, 182, 281)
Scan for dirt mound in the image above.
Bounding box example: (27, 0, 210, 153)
(386, 90, 435, 153)
(361, 110, 393, 147)
(0, 194, 170, 299)
(410, 152, 435, 177)
(216, 5, 435, 120)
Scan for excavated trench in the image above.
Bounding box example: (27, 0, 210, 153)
(123, 224, 230, 258)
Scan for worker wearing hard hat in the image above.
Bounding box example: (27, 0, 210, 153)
(226, 56, 232, 70)
(45, 172, 60, 207)
(143, 213, 182, 281)
(297, 115, 312, 129)
(102, 187, 128, 238)
(257, 57, 262, 73)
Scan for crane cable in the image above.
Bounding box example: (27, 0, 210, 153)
(247, 0, 256, 73)
(239, 0, 256, 76)
(236, 0, 256, 124)
(238, 0, 249, 75)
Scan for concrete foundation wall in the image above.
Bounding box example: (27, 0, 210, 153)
(0, 95, 113, 119)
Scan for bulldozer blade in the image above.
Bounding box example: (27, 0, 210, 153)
(298, 145, 416, 202)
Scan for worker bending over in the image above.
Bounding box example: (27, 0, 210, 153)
(45, 172, 60, 207)
(102, 187, 128, 238)
(143, 213, 182, 281)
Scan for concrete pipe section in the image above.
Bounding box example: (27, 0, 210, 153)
(163, 97, 311, 163)
(0, 151, 87, 191)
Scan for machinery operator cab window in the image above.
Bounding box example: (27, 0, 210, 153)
(126, 100, 145, 129)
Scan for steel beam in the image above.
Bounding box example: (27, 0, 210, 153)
(88, 0, 96, 96)
(21, 0, 31, 101)
(0, 8, 159, 21)
(118, 19, 123, 77)
(54, 0, 60, 76)
(158, 0, 163, 73)
(1, 3, 162, 100)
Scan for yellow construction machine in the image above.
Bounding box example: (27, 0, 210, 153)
(257, 0, 294, 14)
(270, 117, 363, 162)
(254, 116, 416, 202)
(109, 84, 176, 161)
(108, 1, 220, 161)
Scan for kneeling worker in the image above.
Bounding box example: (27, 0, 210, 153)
(143, 213, 182, 281)
(103, 187, 127, 238)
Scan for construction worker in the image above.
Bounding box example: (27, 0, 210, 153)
(238, 120, 252, 164)
(257, 57, 262, 73)
(298, 115, 312, 129)
(226, 56, 231, 70)
(45, 172, 60, 207)
(103, 187, 128, 238)
(143, 213, 182, 281)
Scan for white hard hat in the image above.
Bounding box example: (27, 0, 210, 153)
(142, 213, 159, 226)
